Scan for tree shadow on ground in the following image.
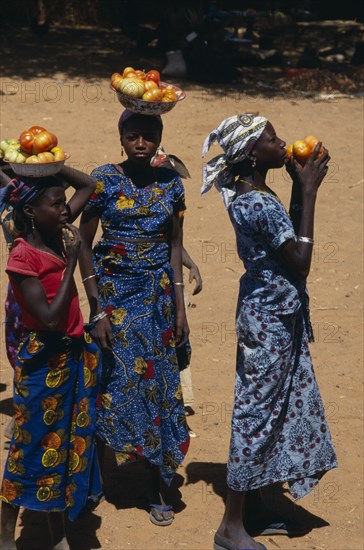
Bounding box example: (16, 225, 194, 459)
(0, 26, 141, 81)
(185, 461, 330, 538)
(1, 23, 363, 101)
(0, 24, 303, 100)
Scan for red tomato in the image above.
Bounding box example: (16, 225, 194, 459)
(135, 70, 146, 80)
(19, 131, 35, 154)
(145, 70, 160, 84)
(32, 131, 58, 154)
(28, 125, 46, 135)
(19, 126, 58, 154)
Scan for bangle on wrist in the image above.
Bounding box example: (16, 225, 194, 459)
(82, 274, 96, 284)
(90, 311, 107, 323)
(297, 236, 314, 244)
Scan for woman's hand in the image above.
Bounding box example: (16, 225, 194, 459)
(90, 316, 114, 350)
(290, 143, 330, 197)
(62, 224, 81, 264)
(175, 311, 190, 347)
(189, 262, 203, 295)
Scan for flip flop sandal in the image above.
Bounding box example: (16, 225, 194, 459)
(213, 533, 267, 550)
(149, 503, 174, 526)
(247, 519, 307, 537)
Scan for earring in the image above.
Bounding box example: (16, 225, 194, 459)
(121, 147, 124, 157)
(31, 219, 35, 233)
(251, 158, 256, 168)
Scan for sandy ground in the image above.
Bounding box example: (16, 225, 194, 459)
(0, 26, 363, 550)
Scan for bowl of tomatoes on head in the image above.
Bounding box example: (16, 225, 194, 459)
(111, 67, 186, 115)
(1, 126, 70, 177)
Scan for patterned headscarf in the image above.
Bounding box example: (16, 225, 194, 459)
(201, 114, 267, 208)
(0, 178, 46, 244)
(0, 178, 44, 215)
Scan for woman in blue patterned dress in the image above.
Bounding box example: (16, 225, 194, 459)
(79, 110, 190, 526)
(201, 115, 338, 550)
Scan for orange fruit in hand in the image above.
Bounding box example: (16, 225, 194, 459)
(304, 135, 324, 157)
(286, 144, 293, 160)
(292, 140, 311, 164)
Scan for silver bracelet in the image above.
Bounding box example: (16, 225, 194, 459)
(82, 274, 96, 284)
(90, 311, 107, 324)
(298, 236, 314, 244)
(174, 282, 185, 286)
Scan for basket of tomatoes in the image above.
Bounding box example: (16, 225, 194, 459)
(1, 125, 69, 177)
(111, 67, 185, 115)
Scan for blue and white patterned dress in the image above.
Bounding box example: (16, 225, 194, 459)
(226, 191, 337, 499)
(87, 163, 190, 485)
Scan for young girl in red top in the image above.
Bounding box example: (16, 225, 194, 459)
(0, 167, 102, 550)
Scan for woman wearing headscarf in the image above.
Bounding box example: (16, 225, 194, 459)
(0, 170, 102, 549)
(201, 115, 337, 550)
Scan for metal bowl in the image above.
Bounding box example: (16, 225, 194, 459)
(6, 153, 70, 177)
(112, 82, 186, 115)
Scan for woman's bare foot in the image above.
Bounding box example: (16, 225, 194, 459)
(214, 488, 265, 550)
(215, 522, 266, 550)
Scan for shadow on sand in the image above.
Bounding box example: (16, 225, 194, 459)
(0, 24, 288, 100)
(185, 461, 330, 538)
(100, 446, 186, 515)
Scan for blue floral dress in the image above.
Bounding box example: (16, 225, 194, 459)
(88, 164, 189, 485)
(226, 191, 337, 499)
